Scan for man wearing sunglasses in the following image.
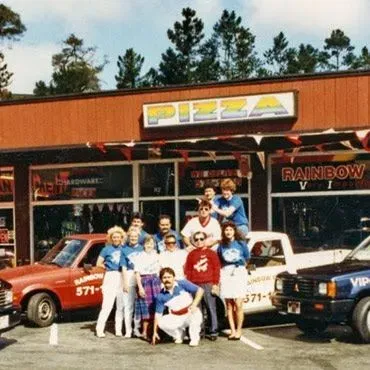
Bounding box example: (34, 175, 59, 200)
(184, 231, 221, 341)
(159, 234, 188, 280)
(181, 200, 222, 252)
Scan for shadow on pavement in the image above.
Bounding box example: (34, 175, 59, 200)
(0, 337, 17, 350)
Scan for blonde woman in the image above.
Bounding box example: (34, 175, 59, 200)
(134, 235, 161, 341)
(95, 226, 126, 338)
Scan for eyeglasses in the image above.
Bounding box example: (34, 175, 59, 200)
(194, 238, 205, 242)
(165, 241, 176, 245)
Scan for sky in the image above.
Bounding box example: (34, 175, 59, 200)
(1, 0, 369, 94)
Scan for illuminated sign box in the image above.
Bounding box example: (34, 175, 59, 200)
(143, 91, 297, 128)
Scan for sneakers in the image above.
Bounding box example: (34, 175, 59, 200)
(133, 330, 143, 338)
(189, 340, 199, 347)
(174, 337, 183, 344)
(115, 332, 123, 337)
(124, 332, 132, 338)
(96, 332, 105, 338)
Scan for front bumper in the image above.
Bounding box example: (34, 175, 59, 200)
(271, 294, 354, 323)
(0, 307, 21, 334)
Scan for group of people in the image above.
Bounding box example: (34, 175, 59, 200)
(95, 178, 250, 347)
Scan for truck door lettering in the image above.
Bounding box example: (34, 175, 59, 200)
(350, 277, 370, 287)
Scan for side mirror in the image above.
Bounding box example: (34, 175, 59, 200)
(83, 263, 93, 273)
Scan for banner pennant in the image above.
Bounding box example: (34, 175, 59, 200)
(250, 134, 264, 146)
(340, 140, 356, 151)
(256, 151, 265, 170)
(205, 151, 217, 162)
(355, 129, 370, 150)
(95, 143, 107, 154)
(119, 147, 132, 161)
(285, 135, 302, 146)
(290, 147, 300, 163)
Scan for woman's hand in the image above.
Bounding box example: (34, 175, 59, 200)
(138, 287, 145, 298)
(123, 282, 129, 293)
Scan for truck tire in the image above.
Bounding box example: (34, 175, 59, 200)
(352, 297, 370, 343)
(27, 293, 56, 327)
(295, 318, 328, 335)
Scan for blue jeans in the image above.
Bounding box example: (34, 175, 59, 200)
(199, 283, 218, 335)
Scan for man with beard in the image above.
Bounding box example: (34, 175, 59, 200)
(154, 214, 182, 253)
(152, 267, 203, 347)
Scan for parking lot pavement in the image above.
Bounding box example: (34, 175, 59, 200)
(1, 317, 370, 370)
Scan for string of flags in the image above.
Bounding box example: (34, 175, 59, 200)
(87, 128, 370, 171)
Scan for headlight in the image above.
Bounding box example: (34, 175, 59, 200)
(318, 282, 336, 298)
(318, 282, 327, 295)
(275, 278, 283, 291)
(4, 289, 13, 305)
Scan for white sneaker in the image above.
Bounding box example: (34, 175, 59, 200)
(96, 332, 105, 338)
(134, 330, 143, 338)
(189, 340, 199, 347)
(124, 332, 132, 338)
(115, 332, 123, 337)
(174, 337, 183, 344)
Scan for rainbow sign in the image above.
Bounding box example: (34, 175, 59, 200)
(143, 91, 296, 128)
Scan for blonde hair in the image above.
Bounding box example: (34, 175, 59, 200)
(106, 226, 126, 244)
(220, 178, 236, 192)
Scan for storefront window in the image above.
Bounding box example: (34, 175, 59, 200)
(139, 200, 175, 234)
(33, 202, 133, 261)
(139, 163, 174, 196)
(270, 152, 370, 251)
(31, 165, 133, 201)
(0, 168, 14, 202)
(179, 159, 249, 195)
(272, 196, 370, 250)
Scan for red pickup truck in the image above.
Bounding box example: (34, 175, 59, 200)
(0, 234, 107, 327)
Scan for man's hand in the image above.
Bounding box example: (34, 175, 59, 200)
(188, 304, 198, 314)
(211, 285, 219, 296)
(151, 332, 160, 345)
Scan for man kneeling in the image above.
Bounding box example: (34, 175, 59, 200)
(152, 267, 204, 347)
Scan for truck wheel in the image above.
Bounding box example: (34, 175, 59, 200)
(352, 297, 370, 343)
(295, 318, 328, 335)
(27, 293, 56, 327)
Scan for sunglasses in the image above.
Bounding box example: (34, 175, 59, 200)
(199, 208, 210, 211)
(165, 241, 176, 245)
(194, 237, 205, 242)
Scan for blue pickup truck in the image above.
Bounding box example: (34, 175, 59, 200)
(272, 235, 370, 343)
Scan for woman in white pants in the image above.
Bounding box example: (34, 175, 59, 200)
(95, 226, 126, 338)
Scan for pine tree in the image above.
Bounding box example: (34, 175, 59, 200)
(0, 52, 12, 99)
(159, 7, 204, 84)
(34, 34, 107, 95)
(115, 48, 144, 89)
(195, 36, 221, 82)
(323, 29, 355, 70)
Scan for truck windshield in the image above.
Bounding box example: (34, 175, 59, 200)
(345, 237, 370, 261)
(40, 239, 87, 267)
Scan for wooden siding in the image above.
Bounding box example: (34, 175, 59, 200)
(0, 73, 369, 151)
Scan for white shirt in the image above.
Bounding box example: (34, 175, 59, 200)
(134, 251, 160, 275)
(159, 249, 188, 280)
(181, 217, 221, 248)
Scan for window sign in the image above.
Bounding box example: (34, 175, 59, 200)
(31, 165, 133, 201)
(271, 153, 370, 193)
(179, 160, 249, 196)
(0, 168, 14, 202)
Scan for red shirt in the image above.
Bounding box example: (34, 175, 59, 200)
(184, 248, 221, 285)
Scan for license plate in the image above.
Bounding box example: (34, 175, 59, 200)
(0, 315, 9, 330)
(287, 301, 301, 314)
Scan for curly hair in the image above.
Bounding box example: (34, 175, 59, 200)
(106, 225, 126, 244)
(220, 221, 243, 245)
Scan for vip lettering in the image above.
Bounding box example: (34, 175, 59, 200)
(350, 277, 370, 287)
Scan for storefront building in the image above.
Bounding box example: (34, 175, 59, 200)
(0, 70, 369, 264)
